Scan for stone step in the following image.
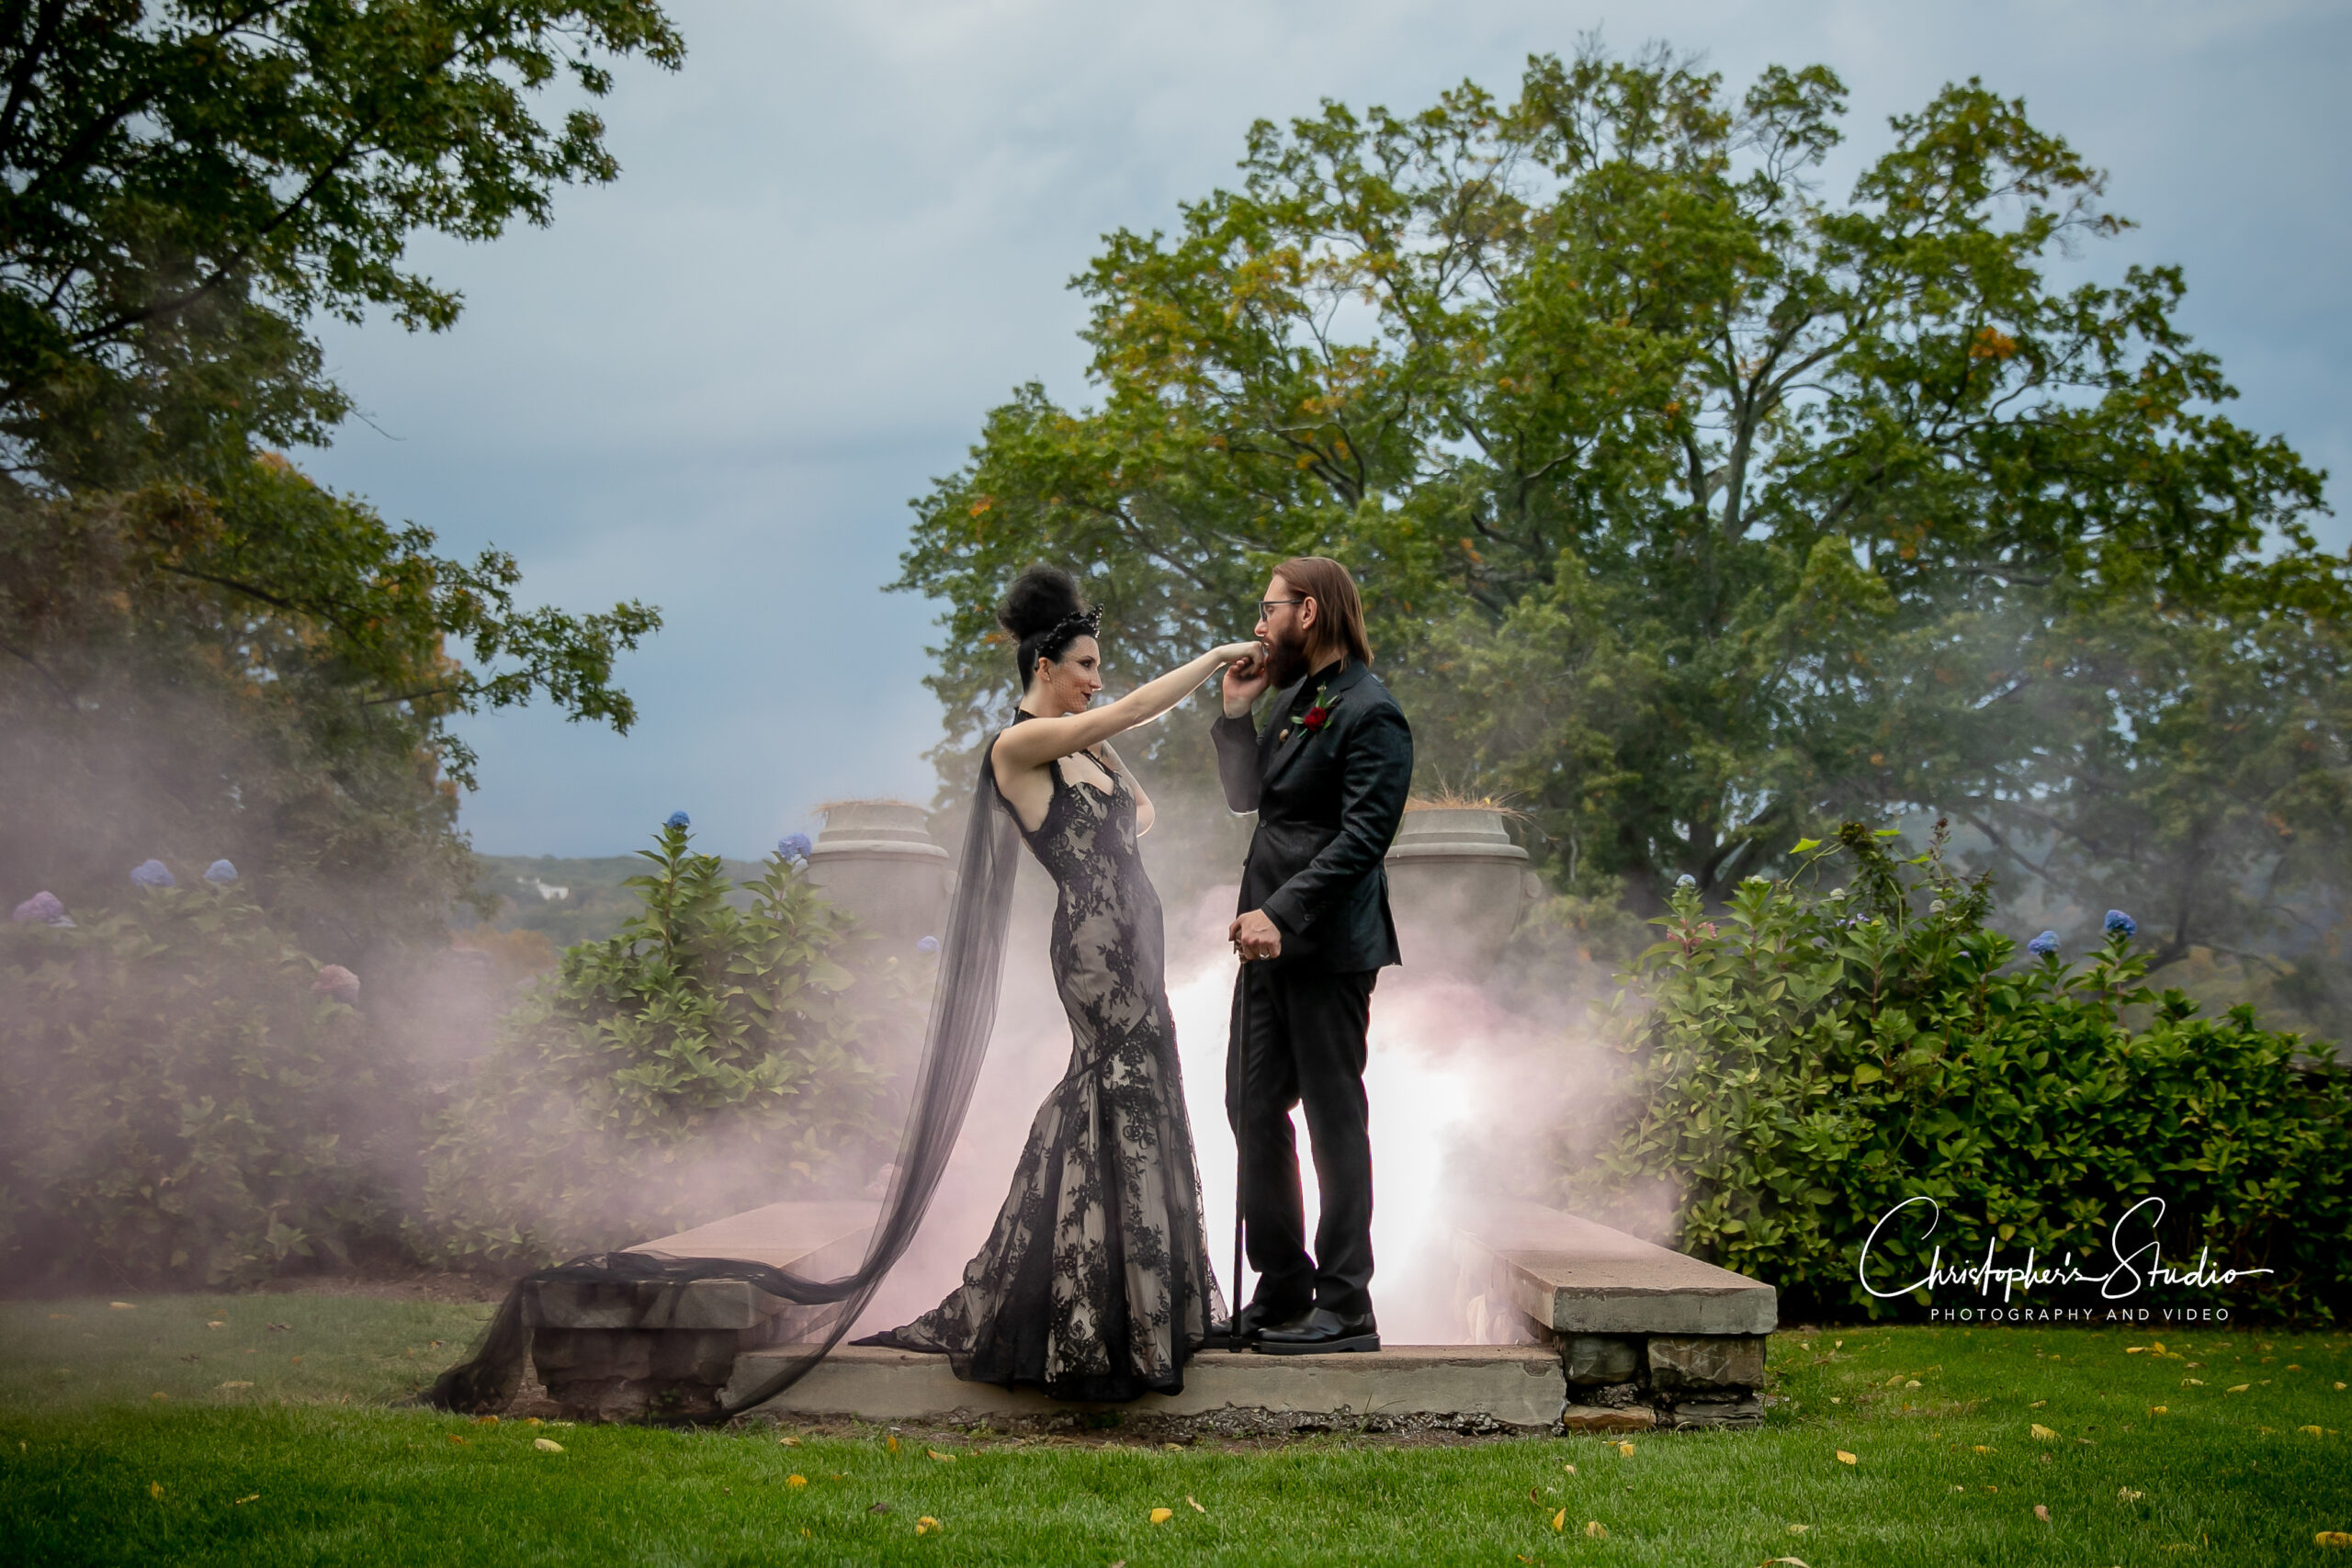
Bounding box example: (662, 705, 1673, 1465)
(1459, 1201, 1776, 1337)
(532, 1200, 877, 1332)
(734, 1343, 1569, 1433)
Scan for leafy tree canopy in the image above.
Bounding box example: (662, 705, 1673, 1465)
(0, 2, 682, 950)
(897, 44, 2343, 999)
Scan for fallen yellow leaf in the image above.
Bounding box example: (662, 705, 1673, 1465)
(886, 1435, 899, 1453)
(1836, 1450, 1858, 1465)
(1563, 1463, 1576, 1474)
(1584, 1520, 1607, 1538)
(1187, 1496, 1205, 1513)
(2303, 1426, 2326, 1438)
(232, 1494, 258, 1506)
(1616, 1440, 1634, 1457)
(205, 1321, 225, 1330)
(786, 1474, 807, 1488)
(2035, 1504, 2051, 1522)
(149, 1482, 163, 1499)
(1905, 1379, 1920, 1389)
(778, 1435, 801, 1446)
(1149, 1507, 1173, 1525)
(473, 1415, 499, 1427)
(2149, 1406, 2168, 1416)
(1789, 1521, 1812, 1533)
(927, 1449, 955, 1462)
(447, 1434, 467, 1446)
(2126, 1346, 2147, 1354)
(149, 1392, 166, 1402)
(1551, 1508, 1566, 1531)
(2318, 1532, 2352, 1549)
(2227, 1383, 2251, 1393)
(1973, 1444, 1994, 1453)
(2152, 1342, 2166, 1354)
(533, 1438, 563, 1453)
(915, 1516, 940, 1536)
(109, 1302, 134, 1311)
(2030, 1424, 2057, 1441)
(1763, 1560, 1808, 1567)
(2120, 1488, 2144, 1502)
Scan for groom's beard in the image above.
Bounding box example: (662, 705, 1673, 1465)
(1263, 625, 1315, 690)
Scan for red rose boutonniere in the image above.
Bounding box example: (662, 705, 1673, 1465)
(1300, 683, 1335, 732)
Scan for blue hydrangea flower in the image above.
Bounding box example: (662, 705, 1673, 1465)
(665, 810, 690, 830)
(1675, 874, 1697, 889)
(2104, 908, 2136, 939)
(130, 859, 175, 888)
(777, 833, 813, 862)
(2027, 929, 2059, 956)
(916, 934, 940, 954)
(203, 859, 238, 885)
(12, 890, 64, 923)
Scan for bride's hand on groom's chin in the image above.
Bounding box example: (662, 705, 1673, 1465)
(1221, 651, 1269, 716)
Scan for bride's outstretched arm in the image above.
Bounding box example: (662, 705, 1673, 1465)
(996, 641, 1260, 772)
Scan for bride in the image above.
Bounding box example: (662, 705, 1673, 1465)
(859, 566, 1260, 1399)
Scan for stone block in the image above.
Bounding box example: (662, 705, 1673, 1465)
(1559, 1404, 1657, 1433)
(1666, 1395, 1763, 1430)
(1458, 1201, 1776, 1337)
(1646, 1334, 1766, 1393)
(738, 1345, 1568, 1432)
(1562, 1335, 1640, 1385)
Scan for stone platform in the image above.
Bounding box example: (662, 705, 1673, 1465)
(1455, 1201, 1776, 1429)
(524, 1199, 1775, 1430)
(737, 1343, 1567, 1436)
(528, 1200, 876, 1419)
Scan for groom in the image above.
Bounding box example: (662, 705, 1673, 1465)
(1214, 556, 1413, 1354)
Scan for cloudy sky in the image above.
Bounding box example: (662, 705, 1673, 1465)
(300, 0, 2352, 861)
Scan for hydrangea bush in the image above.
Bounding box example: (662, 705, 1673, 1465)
(0, 878, 395, 1287)
(419, 817, 914, 1266)
(1560, 821, 2352, 1324)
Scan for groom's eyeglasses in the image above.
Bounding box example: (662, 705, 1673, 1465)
(1257, 597, 1306, 619)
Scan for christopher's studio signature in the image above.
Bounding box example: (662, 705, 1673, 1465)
(1856, 1195, 2274, 1304)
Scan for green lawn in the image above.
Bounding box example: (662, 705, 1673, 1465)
(3, 1294, 2348, 1564)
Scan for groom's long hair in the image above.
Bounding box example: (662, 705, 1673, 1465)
(1275, 556, 1374, 667)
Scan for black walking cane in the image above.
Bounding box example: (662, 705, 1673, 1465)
(1229, 955, 1250, 1348)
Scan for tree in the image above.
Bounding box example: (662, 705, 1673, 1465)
(896, 44, 2341, 980)
(0, 2, 684, 952)
(0, 0, 684, 474)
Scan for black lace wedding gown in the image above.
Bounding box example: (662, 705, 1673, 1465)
(879, 723, 1226, 1399)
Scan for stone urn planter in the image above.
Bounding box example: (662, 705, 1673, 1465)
(1384, 804, 1536, 981)
(800, 800, 951, 953)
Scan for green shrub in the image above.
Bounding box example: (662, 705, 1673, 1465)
(419, 822, 906, 1265)
(1561, 822, 2352, 1324)
(0, 883, 395, 1287)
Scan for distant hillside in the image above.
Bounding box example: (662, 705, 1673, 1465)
(467, 853, 765, 947)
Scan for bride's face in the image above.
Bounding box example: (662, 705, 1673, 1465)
(1034, 635, 1103, 711)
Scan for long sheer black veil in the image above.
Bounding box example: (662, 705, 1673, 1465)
(426, 745, 1023, 1422)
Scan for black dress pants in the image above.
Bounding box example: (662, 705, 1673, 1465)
(1225, 961, 1378, 1322)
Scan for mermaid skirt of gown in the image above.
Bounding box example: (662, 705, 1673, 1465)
(876, 752, 1225, 1401)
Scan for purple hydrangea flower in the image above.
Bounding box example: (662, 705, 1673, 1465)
(203, 859, 238, 885)
(2104, 908, 2136, 940)
(777, 832, 813, 862)
(665, 810, 691, 830)
(130, 859, 175, 888)
(2027, 930, 2059, 956)
(1674, 874, 1697, 889)
(12, 890, 65, 923)
(916, 934, 940, 954)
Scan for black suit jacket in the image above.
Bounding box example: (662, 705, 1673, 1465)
(1213, 659, 1414, 972)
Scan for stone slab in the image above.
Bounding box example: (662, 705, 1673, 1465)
(733, 1344, 1568, 1430)
(1459, 1201, 1776, 1337)
(533, 1201, 877, 1331)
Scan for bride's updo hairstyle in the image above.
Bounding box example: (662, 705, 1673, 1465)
(1000, 565, 1102, 690)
